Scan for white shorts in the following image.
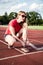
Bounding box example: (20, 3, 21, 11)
(5, 35, 16, 46)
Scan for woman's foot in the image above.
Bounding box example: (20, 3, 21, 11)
(21, 47, 29, 53)
(8, 45, 14, 49)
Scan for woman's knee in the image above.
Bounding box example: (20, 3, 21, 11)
(5, 35, 16, 45)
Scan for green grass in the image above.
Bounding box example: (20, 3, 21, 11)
(0, 25, 43, 30)
(28, 26, 43, 30)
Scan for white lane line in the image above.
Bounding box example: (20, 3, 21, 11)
(0, 40, 8, 45)
(30, 39, 43, 44)
(15, 48, 25, 54)
(0, 40, 25, 54)
(0, 50, 43, 61)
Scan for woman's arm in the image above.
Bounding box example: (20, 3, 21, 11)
(22, 23, 28, 42)
(9, 26, 25, 46)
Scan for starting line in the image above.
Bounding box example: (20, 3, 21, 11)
(0, 40, 25, 54)
(0, 39, 43, 51)
(0, 40, 43, 61)
(0, 50, 43, 61)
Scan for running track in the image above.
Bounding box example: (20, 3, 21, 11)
(0, 26, 43, 65)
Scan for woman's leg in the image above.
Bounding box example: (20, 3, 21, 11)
(5, 35, 16, 49)
(22, 28, 27, 46)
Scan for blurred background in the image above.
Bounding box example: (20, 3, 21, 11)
(0, 0, 43, 27)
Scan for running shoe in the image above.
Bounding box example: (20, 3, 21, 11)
(21, 47, 29, 53)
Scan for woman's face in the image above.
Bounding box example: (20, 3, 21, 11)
(18, 13, 26, 23)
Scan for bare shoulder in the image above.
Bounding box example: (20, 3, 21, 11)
(9, 19, 16, 23)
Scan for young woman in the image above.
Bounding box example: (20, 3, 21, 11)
(4, 11, 29, 52)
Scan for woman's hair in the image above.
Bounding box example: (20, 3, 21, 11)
(17, 11, 26, 16)
(17, 11, 26, 19)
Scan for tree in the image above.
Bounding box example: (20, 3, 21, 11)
(0, 16, 2, 24)
(26, 11, 42, 25)
(9, 12, 17, 21)
(0, 12, 9, 25)
(0, 12, 17, 25)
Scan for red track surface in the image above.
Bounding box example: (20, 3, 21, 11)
(0, 26, 43, 65)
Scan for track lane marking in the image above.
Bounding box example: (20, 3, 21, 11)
(29, 39, 43, 44)
(0, 40, 25, 54)
(0, 50, 43, 61)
